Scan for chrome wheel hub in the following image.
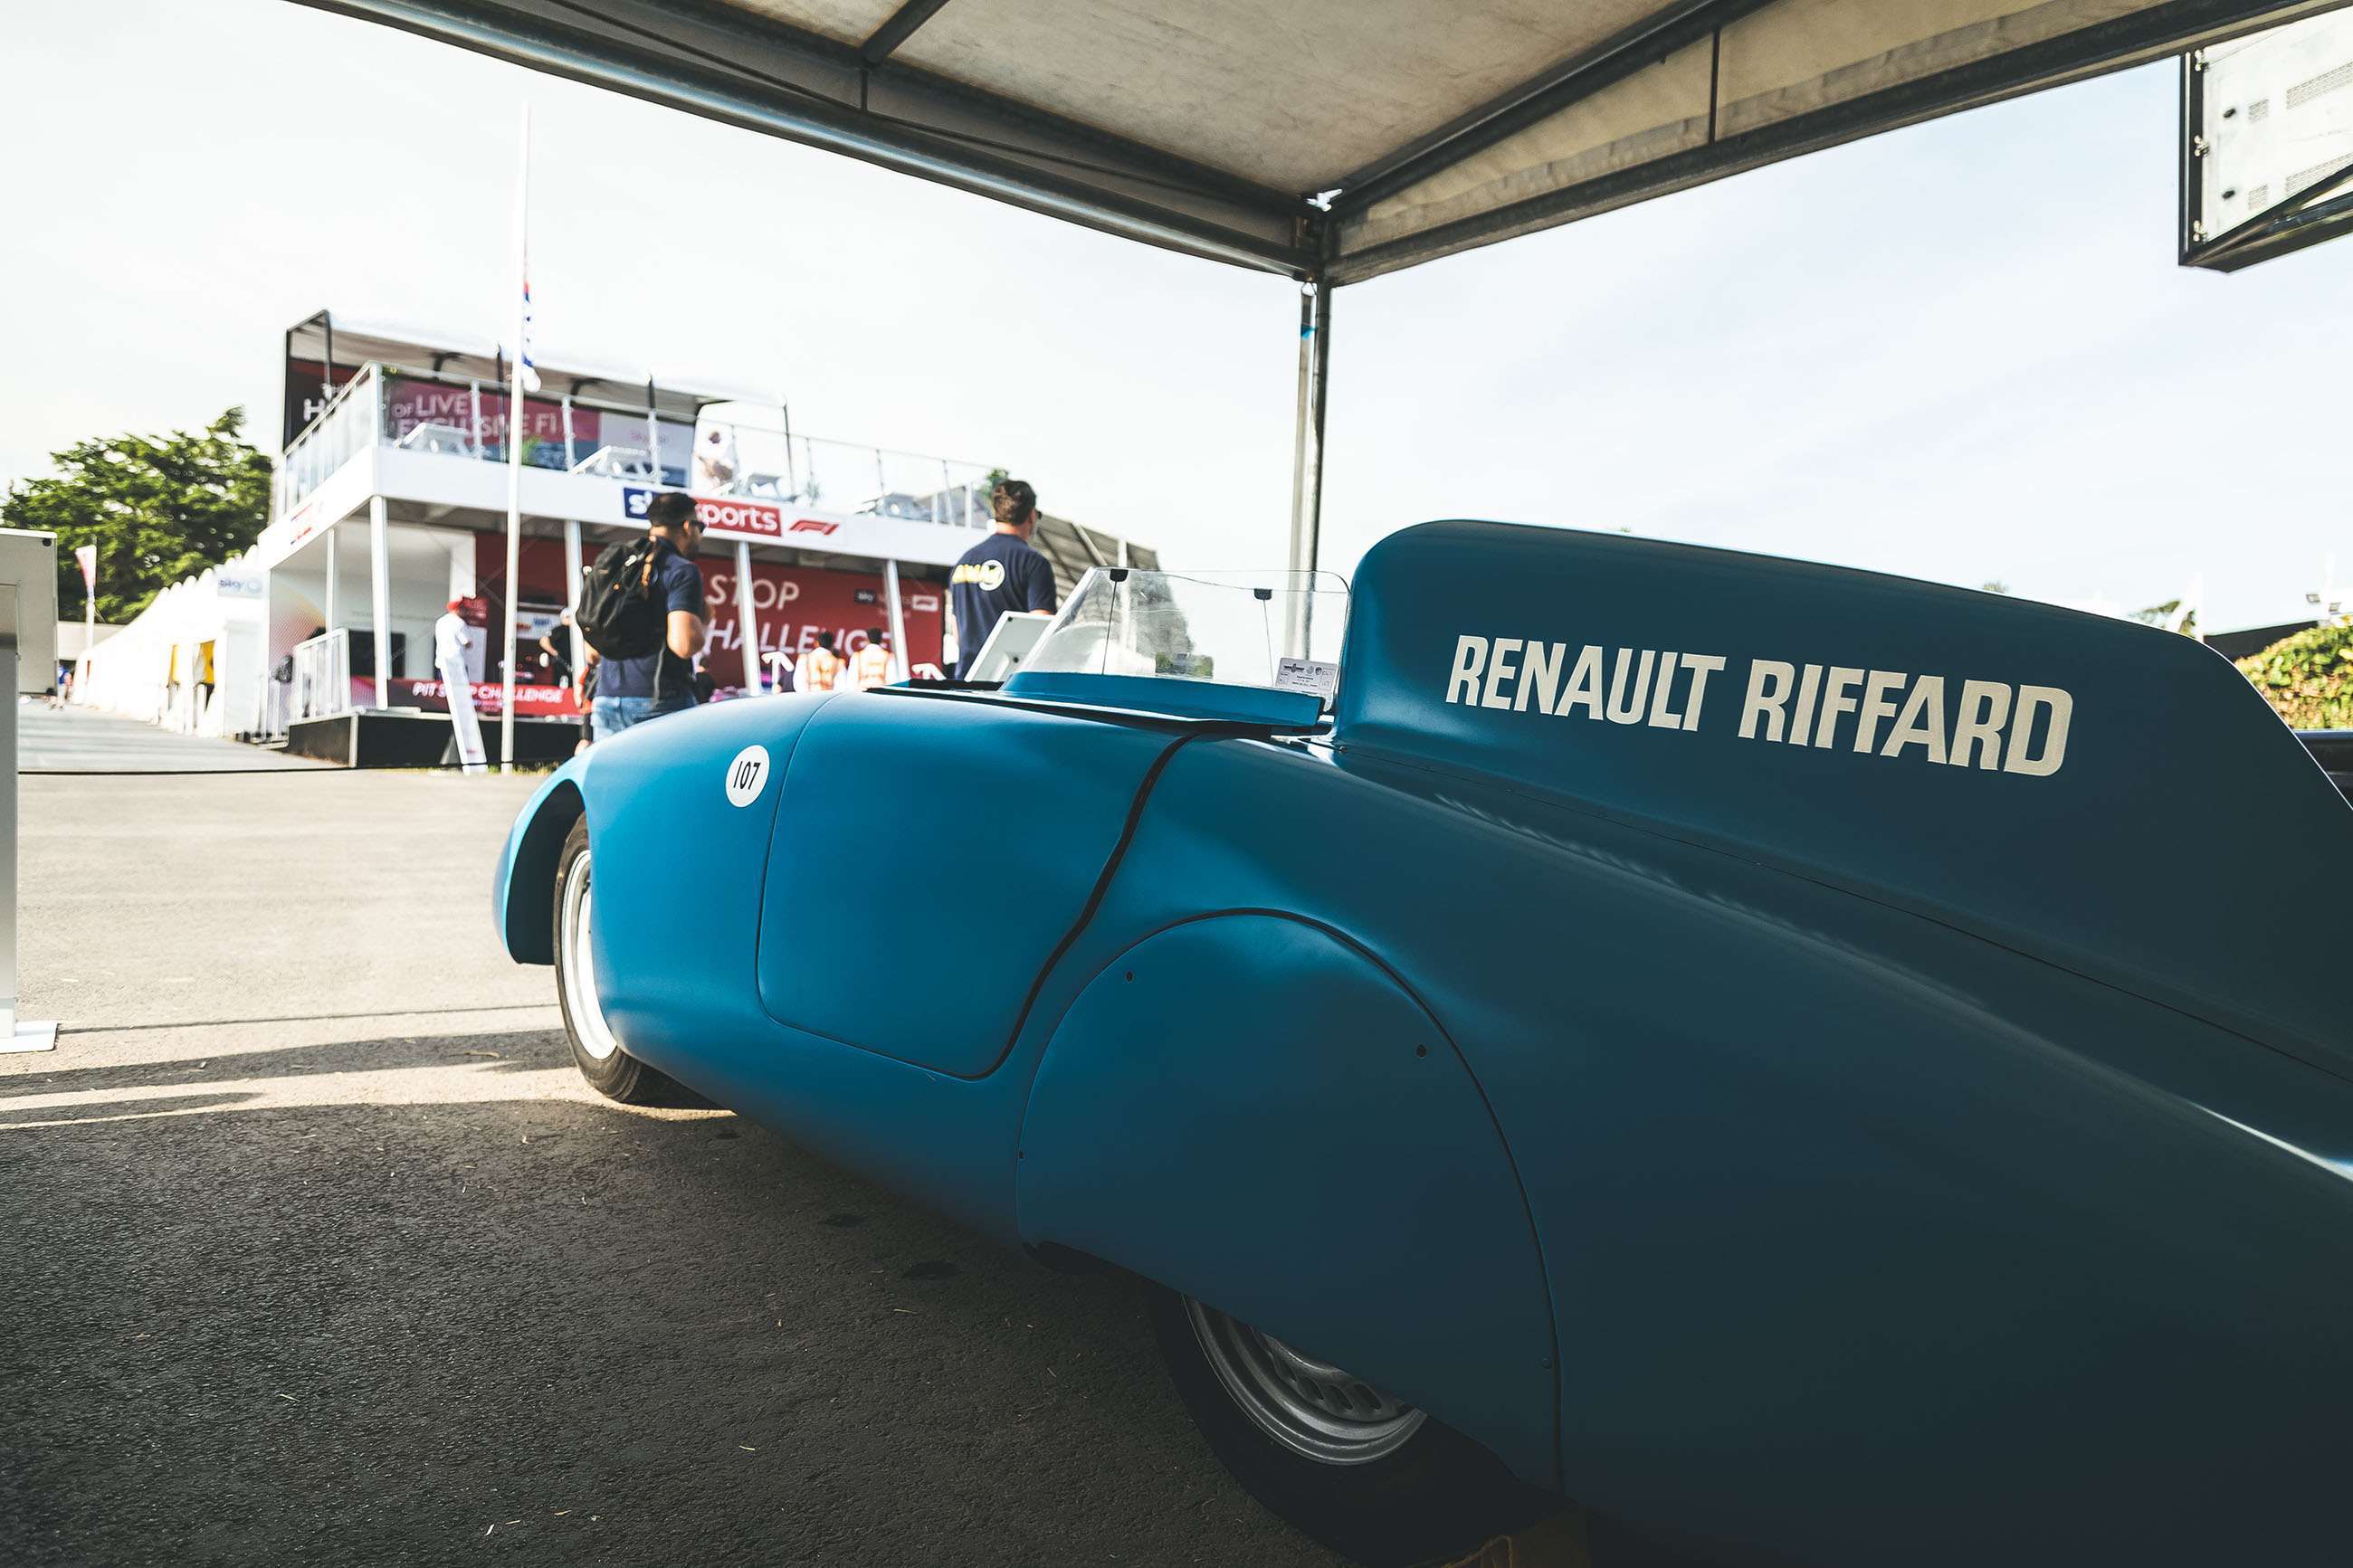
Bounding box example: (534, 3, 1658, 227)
(558, 855, 620, 1061)
(1185, 1297, 1427, 1465)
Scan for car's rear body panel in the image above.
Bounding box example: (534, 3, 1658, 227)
(1071, 728, 2353, 1562)
(753, 694, 1178, 1078)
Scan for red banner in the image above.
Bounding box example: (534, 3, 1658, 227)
(360, 676, 582, 717)
(284, 358, 598, 461)
(479, 534, 945, 671)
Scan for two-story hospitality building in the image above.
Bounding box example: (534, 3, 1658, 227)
(81, 311, 1152, 761)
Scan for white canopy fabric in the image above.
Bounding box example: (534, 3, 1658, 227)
(292, 0, 2349, 612)
(299, 0, 2348, 281)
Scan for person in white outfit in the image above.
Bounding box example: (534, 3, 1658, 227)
(433, 599, 489, 774)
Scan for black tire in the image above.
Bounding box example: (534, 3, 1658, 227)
(551, 816, 675, 1105)
(1147, 1284, 1557, 1567)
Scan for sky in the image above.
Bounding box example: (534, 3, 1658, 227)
(4, 0, 2347, 632)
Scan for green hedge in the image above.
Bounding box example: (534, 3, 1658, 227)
(2236, 621, 2353, 729)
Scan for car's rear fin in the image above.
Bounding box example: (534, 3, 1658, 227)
(1335, 522, 2353, 1071)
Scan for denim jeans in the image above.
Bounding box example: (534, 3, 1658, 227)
(591, 693, 688, 742)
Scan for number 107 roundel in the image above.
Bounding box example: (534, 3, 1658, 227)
(493, 521, 2353, 1568)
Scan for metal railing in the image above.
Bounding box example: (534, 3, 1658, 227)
(275, 360, 996, 530)
(279, 364, 385, 518)
(290, 628, 352, 724)
(722, 430, 990, 527)
(258, 671, 291, 739)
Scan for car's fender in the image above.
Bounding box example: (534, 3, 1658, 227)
(1014, 911, 1559, 1490)
(491, 753, 589, 965)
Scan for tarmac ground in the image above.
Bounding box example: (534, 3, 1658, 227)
(3, 705, 1351, 1567)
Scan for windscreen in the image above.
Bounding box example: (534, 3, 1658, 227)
(1021, 568, 1348, 691)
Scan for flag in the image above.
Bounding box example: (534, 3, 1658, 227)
(519, 270, 541, 394)
(74, 544, 96, 593)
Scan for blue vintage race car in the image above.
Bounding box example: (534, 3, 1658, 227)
(495, 522, 2353, 1567)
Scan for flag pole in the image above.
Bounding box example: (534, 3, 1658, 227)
(500, 103, 531, 773)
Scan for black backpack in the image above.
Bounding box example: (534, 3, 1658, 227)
(576, 539, 669, 660)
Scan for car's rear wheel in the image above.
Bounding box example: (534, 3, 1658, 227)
(1148, 1285, 1555, 1567)
(553, 817, 672, 1104)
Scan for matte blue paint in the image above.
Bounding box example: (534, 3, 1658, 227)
(1086, 733, 2353, 1562)
(1002, 669, 1324, 727)
(491, 758, 586, 964)
(754, 692, 1179, 1078)
(494, 521, 2353, 1564)
(1017, 914, 1558, 1482)
(1339, 521, 2353, 1078)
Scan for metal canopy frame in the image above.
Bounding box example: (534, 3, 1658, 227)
(2179, 45, 2353, 270)
(288, 0, 2349, 632)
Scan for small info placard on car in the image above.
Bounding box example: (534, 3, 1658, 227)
(1276, 658, 1339, 701)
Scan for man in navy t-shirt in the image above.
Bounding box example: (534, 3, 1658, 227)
(587, 489, 709, 740)
(949, 477, 1057, 679)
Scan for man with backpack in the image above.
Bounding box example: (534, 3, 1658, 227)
(576, 490, 709, 740)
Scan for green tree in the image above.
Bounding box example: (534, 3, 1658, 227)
(2236, 620, 2353, 728)
(1, 407, 272, 623)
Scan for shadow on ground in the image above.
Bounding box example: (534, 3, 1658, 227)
(0, 1031, 1344, 1568)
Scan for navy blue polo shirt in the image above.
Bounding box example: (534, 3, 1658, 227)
(950, 532, 1056, 679)
(598, 543, 707, 705)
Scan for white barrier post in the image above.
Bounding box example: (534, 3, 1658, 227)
(323, 522, 341, 634)
(563, 518, 586, 673)
(368, 496, 393, 711)
(735, 539, 761, 692)
(882, 558, 910, 683)
(1, 527, 60, 1052)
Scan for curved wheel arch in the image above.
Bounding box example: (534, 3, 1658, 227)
(495, 774, 585, 965)
(1014, 908, 1564, 1490)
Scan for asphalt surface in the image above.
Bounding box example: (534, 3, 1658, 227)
(3, 716, 1349, 1567)
(19, 699, 327, 771)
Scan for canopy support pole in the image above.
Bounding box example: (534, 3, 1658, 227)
(1284, 277, 1331, 658)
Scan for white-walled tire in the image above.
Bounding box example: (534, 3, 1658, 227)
(552, 817, 673, 1105)
(1147, 1285, 1555, 1566)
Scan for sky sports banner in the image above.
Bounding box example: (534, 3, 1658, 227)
(621, 486, 849, 546)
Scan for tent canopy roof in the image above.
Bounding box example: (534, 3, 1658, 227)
(300, 0, 2341, 282)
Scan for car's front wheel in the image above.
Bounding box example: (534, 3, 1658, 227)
(1148, 1285, 1554, 1566)
(552, 817, 673, 1104)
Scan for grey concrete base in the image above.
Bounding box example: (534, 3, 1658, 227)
(3, 1018, 56, 1052)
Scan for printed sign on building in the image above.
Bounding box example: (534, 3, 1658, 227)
(622, 487, 787, 541)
